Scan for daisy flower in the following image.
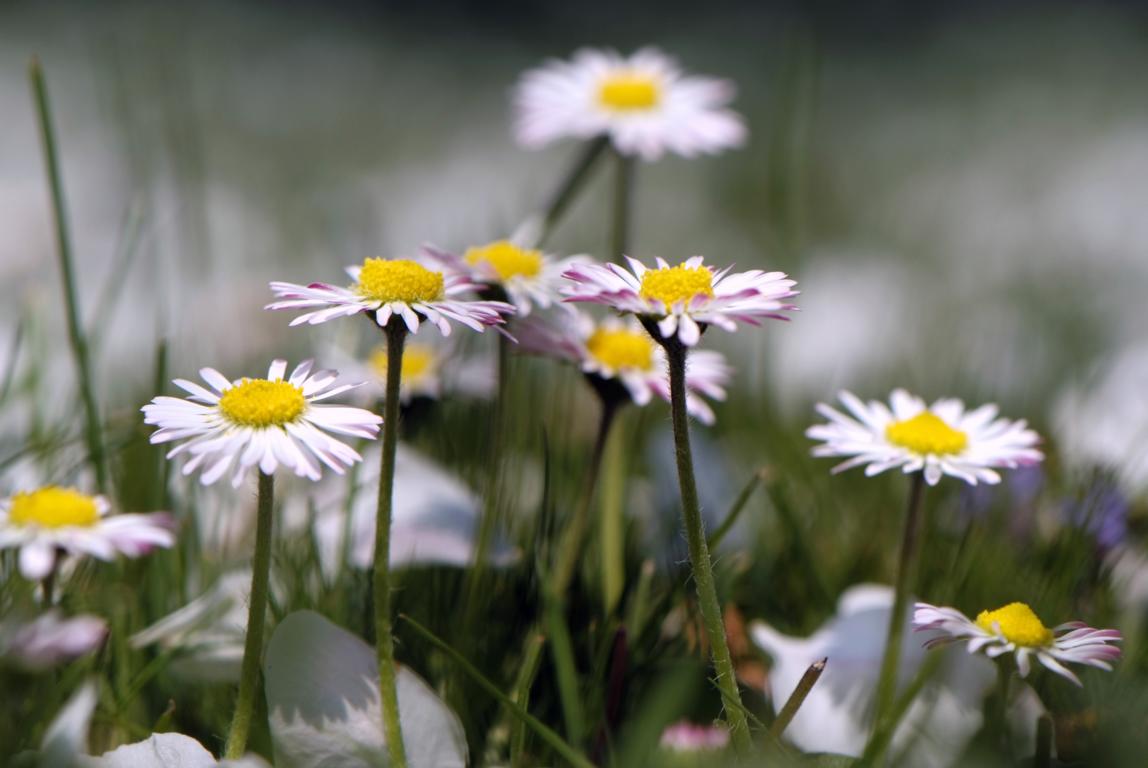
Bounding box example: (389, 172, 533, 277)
(0, 487, 175, 580)
(659, 721, 730, 752)
(266, 256, 514, 334)
(514, 47, 746, 161)
(914, 601, 1122, 686)
(806, 389, 1043, 486)
(424, 242, 583, 317)
(562, 255, 798, 347)
(517, 312, 730, 423)
(142, 359, 382, 488)
(0, 611, 108, 670)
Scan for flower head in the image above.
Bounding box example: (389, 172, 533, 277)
(0, 611, 108, 670)
(914, 601, 1122, 686)
(425, 242, 583, 317)
(807, 389, 1042, 486)
(516, 311, 730, 423)
(267, 256, 514, 334)
(514, 47, 746, 161)
(0, 487, 175, 580)
(659, 721, 730, 752)
(142, 359, 382, 487)
(562, 256, 797, 347)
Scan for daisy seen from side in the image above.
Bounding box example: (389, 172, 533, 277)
(425, 241, 584, 317)
(914, 601, 1121, 686)
(142, 359, 381, 488)
(807, 389, 1043, 486)
(562, 255, 797, 347)
(0, 487, 175, 580)
(266, 255, 514, 334)
(514, 47, 746, 161)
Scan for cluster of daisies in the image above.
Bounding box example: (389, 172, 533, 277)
(0, 44, 1123, 760)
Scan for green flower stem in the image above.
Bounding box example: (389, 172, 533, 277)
(598, 408, 627, 615)
(374, 321, 409, 768)
(29, 57, 107, 493)
(535, 136, 610, 248)
(551, 396, 618, 596)
(870, 471, 926, 745)
(662, 335, 752, 752)
(224, 470, 275, 759)
(610, 150, 635, 261)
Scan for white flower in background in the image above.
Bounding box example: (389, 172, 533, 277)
(807, 389, 1042, 486)
(1053, 345, 1148, 495)
(312, 444, 518, 576)
(516, 311, 730, 423)
(659, 721, 730, 752)
(0, 612, 107, 670)
(267, 256, 514, 333)
(751, 584, 995, 766)
(914, 602, 1122, 686)
(33, 680, 269, 767)
(130, 571, 257, 683)
(265, 611, 467, 768)
(0, 487, 175, 580)
(514, 47, 746, 161)
(563, 256, 798, 347)
(143, 359, 381, 487)
(425, 242, 584, 317)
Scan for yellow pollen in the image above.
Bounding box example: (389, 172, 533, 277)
(369, 344, 436, 383)
(586, 328, 656, 371)
(976, 602, 1054, 647)
(9, 487, 100, 529)
(465, 240, 543, 281)
(885, 412, 968, 455)
(218, 379, 306, 427)
(356, 258, 444, 303)
(639, 264, 714, 308)
(598, 73, 662, 110)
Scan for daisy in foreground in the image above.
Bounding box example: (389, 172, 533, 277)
(914, 601, 1122, 686)
(514, 47, 746, 161)
(266, 255, 514, 333)
(807, 389, 1043, 486)
(563, 255, 797, 346)
(0, 487, 175, 580)
(517, 311, 730, 423)
(142, 359, 382, 488)
(425, 241, 583, 317)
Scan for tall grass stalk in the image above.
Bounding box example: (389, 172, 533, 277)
(29, 57, 108, 493)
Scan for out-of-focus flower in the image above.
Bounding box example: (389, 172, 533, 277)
(130, 571, 256, 683)
(751, 584, 995, 766)
(312, 444, 517, 575)
(142, 359, 381, 487)
(517, 311, 730, 423)
(513, 47, 746, 161)
(425, 242, 584, 317)
(1053, 346, 1148, 495)
(807, 389, 1042, 486)
(914, 601, 1122, 687)
(33, 680, 269, 767)
(267, 256, 514, 334)
(0, 487, 175, 580)
(265, 611, 467, 768)
(0, 611, 107, 670)
(1062, 479, 1129, 552)
(563, 256, 797, 347)
(659, 721, 730, 752)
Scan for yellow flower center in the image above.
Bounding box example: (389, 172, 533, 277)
(885, 412, 968, 455)
(638, 264, 715, 308)
(599, 73, 662, 111)
(976, 602, 1054, 647)
(369, 344, 436, 383)
(465, 240, 543, 281)
(9, 487, 100, 529)
(356, 258, 444, 303)
(586, 328, 656, 371)
(218, 379, 306, 427)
